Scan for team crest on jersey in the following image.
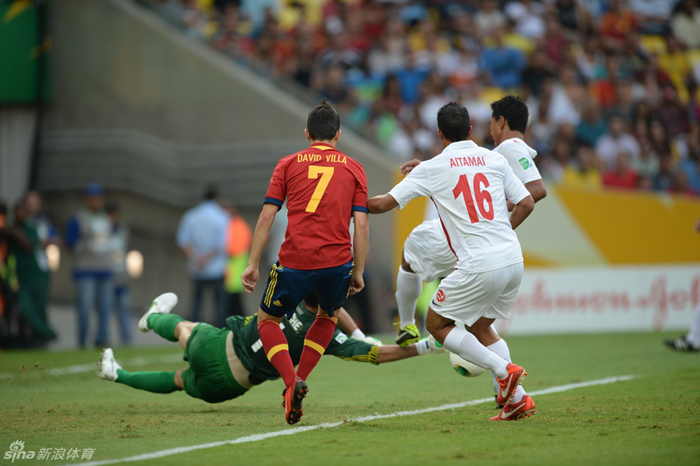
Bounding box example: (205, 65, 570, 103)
(436, 289, 446, 303)
(518, 157, 530, 170)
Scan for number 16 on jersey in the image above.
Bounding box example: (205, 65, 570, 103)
(453, 173, 494, 223)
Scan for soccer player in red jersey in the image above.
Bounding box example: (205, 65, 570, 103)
(241, 101, 369, 425)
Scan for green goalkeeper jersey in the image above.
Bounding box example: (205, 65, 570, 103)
(226, 303, 378, 385)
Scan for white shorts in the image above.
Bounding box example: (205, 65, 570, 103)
(403, 219, 457, 282)
(430, 262, 524, 326)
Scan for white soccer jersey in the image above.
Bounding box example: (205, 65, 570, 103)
(390, 140, 531, 273)
(492, 138, 541, 185)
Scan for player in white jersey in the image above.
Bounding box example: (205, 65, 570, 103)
(395, 96, 546, 349)
(369, 102, 536, 421)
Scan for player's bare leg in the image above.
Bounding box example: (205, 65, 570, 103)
(395, 252, 422, 346)
(174, 321, 198, 350)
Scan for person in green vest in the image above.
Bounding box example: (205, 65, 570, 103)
(4, 202, 56, 343)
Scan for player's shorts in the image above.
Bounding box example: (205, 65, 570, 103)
(181, 323, 249, 403)
(429, 262, 524, 327)
(403, 219, 456, 282)
(260, 259, 354, 318)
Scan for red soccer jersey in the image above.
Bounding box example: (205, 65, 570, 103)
(264, 143, 368, 270)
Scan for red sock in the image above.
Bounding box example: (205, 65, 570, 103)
(258, 320, 297, 388)
(297, 315, 338, 381)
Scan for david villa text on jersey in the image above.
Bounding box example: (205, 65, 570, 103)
(297, 153, 348, 164)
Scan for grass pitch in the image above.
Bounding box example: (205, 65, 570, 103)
(1, 331, 699, 465)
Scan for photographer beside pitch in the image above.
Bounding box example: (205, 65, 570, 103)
(368, 102, 537, 421)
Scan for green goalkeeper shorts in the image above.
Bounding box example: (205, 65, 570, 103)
(181, 323, 248, 403)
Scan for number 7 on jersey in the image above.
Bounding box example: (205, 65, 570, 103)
(306, 165, 335, 213)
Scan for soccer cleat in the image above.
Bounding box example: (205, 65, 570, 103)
(138, 292, 178, 332)
(282, 377, 309, 425)
(664, 337, 699, 352)
(396, 324, 420, 347)
(97, 348, 122, 381)
(496, 363, 527, 405)
(490, 394, 536, 421)
(494, 395, 504, 410)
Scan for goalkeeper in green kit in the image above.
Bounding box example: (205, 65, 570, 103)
(97, 293, 443, 403)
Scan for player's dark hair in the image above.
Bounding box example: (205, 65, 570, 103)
(307, 100, 340, 142)
(437, 102, 471, 142)
(303, 292, 318, 309)
(203, 185, 219, 201)
(490, 95, 529, 133)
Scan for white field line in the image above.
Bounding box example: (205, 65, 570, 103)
(68, 375, 634, 466)
(0, 353, 183, 379)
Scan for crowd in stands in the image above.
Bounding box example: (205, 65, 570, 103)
(145, 0, 700, 197)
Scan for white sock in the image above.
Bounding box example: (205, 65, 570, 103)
(443, 327, 508, 378)
(415, 339, 430, 356)
(686, 303, 700, 347)
(487, 339, 526, 403)
(396, 267, 421, 327)
(351, 328, 366, 339)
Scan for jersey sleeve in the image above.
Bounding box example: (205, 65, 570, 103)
(324, 331, 379, 365)
(387, 164, 432, 210)
(352, 164, 369, 214)
(504, 146, 542, 185)
(264, 158, 288, 208)
(503, 161, 531, 205)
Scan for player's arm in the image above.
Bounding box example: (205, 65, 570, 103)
(507, 179, 546, 211)
(350, 210, 369, 295)
(510, 195, 534, 230)
(367, 194, 399, 214)
(369, 163, 431, 214)
(241, 203, 279, 294)
(327, 333, 440, 364)
(503, 161, 534, 230)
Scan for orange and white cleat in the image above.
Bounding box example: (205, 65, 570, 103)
(496, 363, 527, 405)
(282, 377, 309, 425)
(490, 394, 536, 421)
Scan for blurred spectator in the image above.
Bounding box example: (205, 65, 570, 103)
(474, 0, 506, 37)
(603, 152, 638, 189)
(105, 201, 132, 346)
(576, 103, 608, 147)
(629, 0, 673, 35)
(672, 170, 700, 197)
(24, 191, 59, 251)
(596, 113, 641, 168)
(176, 186, 229, 326)
(65, 184, 114, 348)
(600, 0, 638, 50)
(632, 140, 661, 178)
(480, 30, 528, 89)
(672, 0, 700, 48)
(560, 144, 603, 190)
(1, 202, 57, 344)
(23, 191, 58, 337)
(653, 154, 677, 191)
(222, 201, 252, 318)
(0, 202, 12, 323)
(144, 0, 700, 197)
(394, 51, 432, 105)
